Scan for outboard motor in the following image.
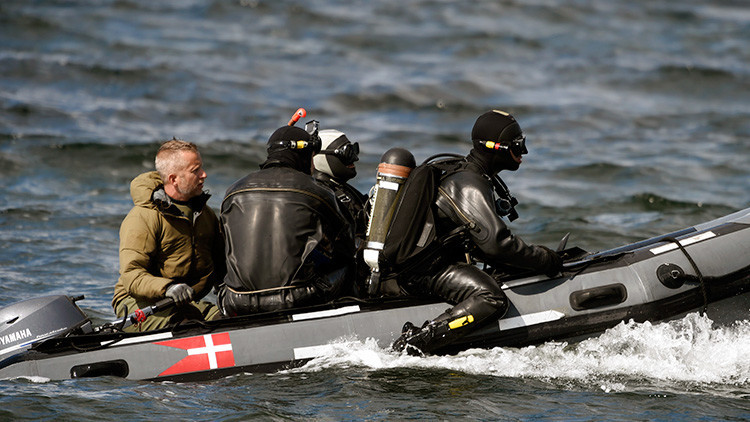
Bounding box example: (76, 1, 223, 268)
(0, 295, 92, 361)
(363, 147, 416, 296)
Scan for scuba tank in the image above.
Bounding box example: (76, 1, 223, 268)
(363, 147, 416, 296)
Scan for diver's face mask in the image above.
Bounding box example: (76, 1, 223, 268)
(508, 135, 527, 157)
(320, 142, 360, 166)
(480, 135, 527, 157)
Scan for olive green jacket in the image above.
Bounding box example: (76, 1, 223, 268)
(112, 171, 225, 309)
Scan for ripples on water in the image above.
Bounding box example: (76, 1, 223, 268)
(0, 0, 749, 420)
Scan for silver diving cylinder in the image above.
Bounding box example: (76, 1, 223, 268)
(364, 147, 416, 296)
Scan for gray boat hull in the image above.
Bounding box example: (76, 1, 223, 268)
(1, 208, 748, 382)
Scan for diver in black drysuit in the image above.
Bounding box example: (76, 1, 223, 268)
(312, 129, 368, 242)
(313, 129, 369, 295)
(393, 110, 563, 355)
(218, 125, 355, 316)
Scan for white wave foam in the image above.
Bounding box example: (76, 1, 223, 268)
(7, 375, 51, 384)
(295, 313, 750, 390)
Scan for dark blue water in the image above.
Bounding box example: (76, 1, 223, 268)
(1, 0, 749, 420)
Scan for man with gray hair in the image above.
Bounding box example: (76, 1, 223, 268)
(112, 138, 225, 331)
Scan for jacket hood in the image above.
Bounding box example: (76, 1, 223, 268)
(130, 171, 211, 213)
(130, 171, 163, 208)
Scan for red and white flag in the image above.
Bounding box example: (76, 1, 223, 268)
(155, 332, 235, 376)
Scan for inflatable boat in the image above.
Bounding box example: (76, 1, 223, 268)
(1, 207, 748, 382)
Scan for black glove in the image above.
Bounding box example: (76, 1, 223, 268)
(166, 283, 195, 305)
(539, 246, 563, 278)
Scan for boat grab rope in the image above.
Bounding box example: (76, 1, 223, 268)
(663, 236, 708, 315)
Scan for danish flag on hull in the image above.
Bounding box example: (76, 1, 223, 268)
(155, 333, 235, 376)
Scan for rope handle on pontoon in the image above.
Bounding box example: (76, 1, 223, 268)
(662, 236, 708, 315)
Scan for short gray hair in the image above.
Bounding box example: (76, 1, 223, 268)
(154, 138, 200, 181)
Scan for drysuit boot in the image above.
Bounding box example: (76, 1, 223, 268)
(393, 263, 508, 355)
(392, 320, 454, 356)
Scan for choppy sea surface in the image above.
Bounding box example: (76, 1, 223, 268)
(1, 0, 748, 420)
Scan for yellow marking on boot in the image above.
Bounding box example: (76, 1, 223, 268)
(448, 315, 474, 330)
(492, 109, 510, 116)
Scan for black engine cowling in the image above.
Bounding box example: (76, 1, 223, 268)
(0, 295, 91, 361)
